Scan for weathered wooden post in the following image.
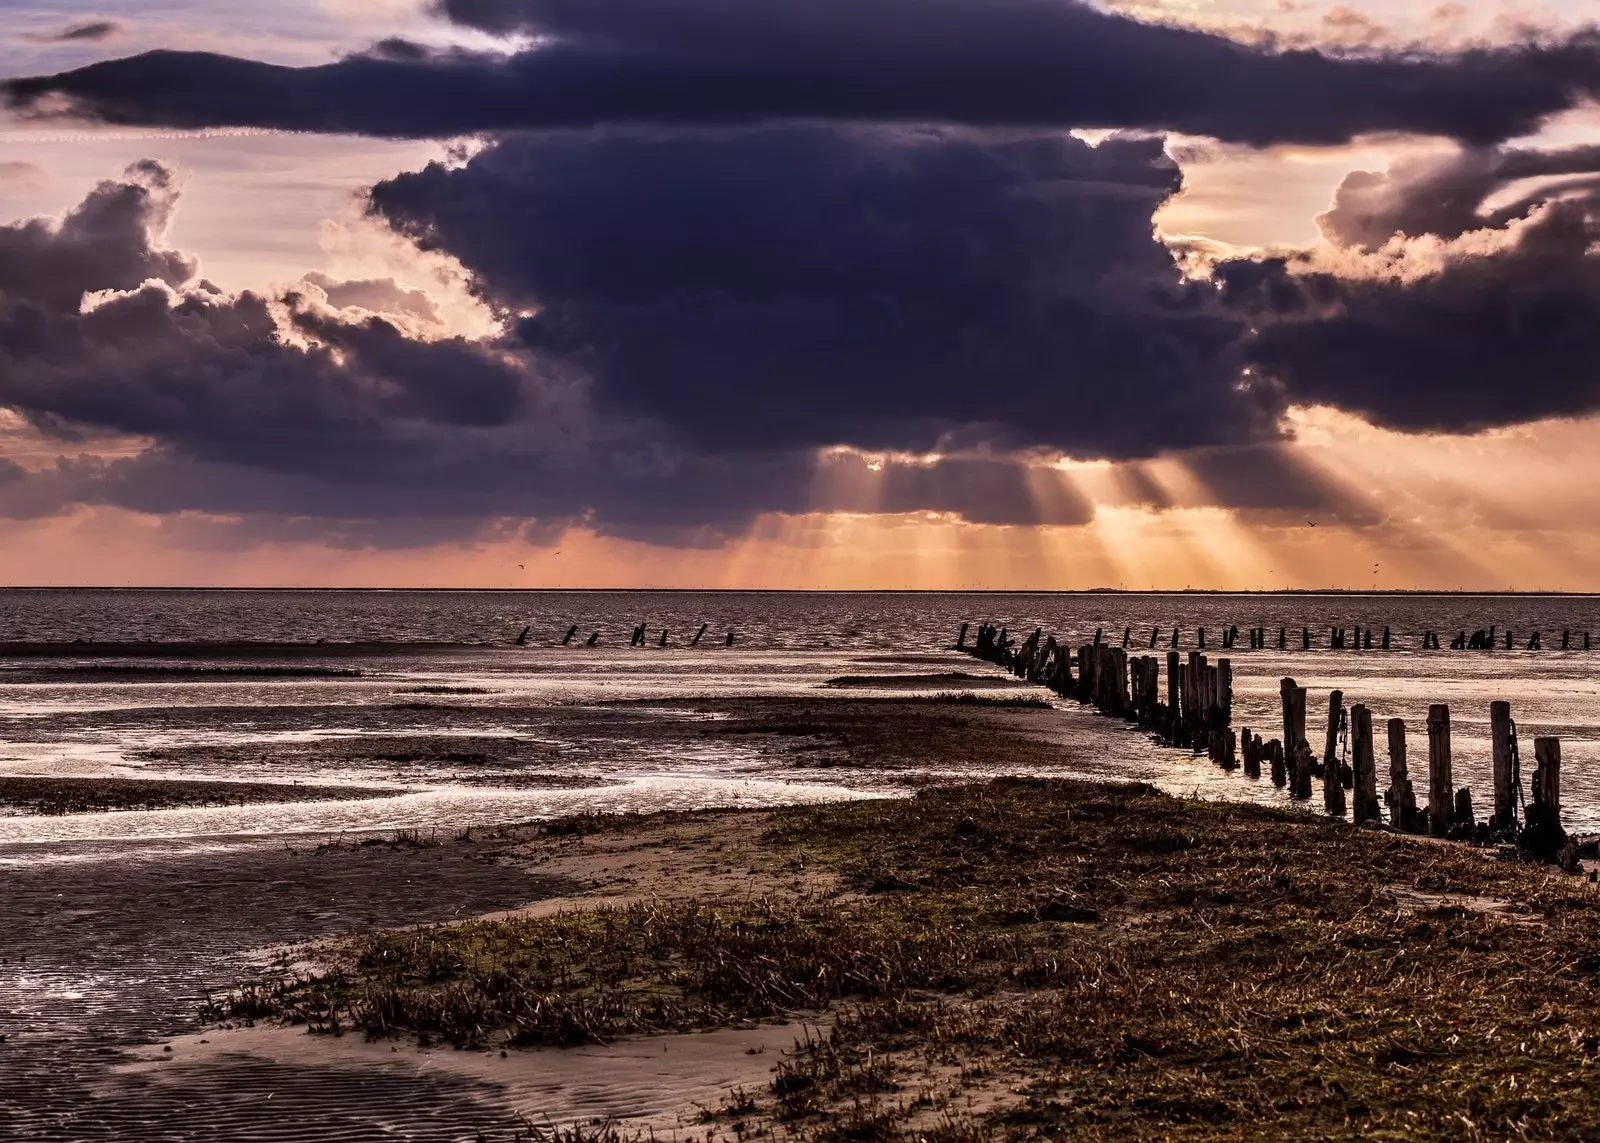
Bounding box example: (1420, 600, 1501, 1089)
(1322, 690, 1343, 779)
(1122, 626, 1132, 648)
(1322, 730, 1346, 814)
(1427, 704, 1454, 838)
(1381, 626, 1391, 650)
(562, 625, 579, 646)
(515, 625, 531, 647)
(1291, 738, 1315, 799)
(1490, 700, 1516, 832)
(1301, 627, 1310, 650)
(1386, 718, 1417, 830)
(726, 630, 736, 647)
(1170, 628, 1180, 649)
(692, 623, 710, 647)
(1269, 738, 1287, 787)
(1165, 649, 1180, 740)
(1527, 737, 1565, 852)
(1217, 658, 1233, 723)
(659, 629, 669, 647)
(1351, 704, 1380, 824)
(586, 631, 600, 646)
(1562, 629, 1571, 650)
(1198, 627, 1206, 649)
(1149, 627, 1160, 649)
(955, 622, 969, 650)
(1241, 728, 1259, 779)
(1279, 677, 1296, 752)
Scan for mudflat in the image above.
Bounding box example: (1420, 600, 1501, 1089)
(9, 694, 1600, 1140)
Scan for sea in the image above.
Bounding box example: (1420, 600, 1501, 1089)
(3, 588, 1599, 858)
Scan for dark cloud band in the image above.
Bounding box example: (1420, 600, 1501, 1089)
(9, 0, 1600, 145)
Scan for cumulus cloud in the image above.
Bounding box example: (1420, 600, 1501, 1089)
(9, 0, 1600, 145)
(1219, 144, 1600, 434)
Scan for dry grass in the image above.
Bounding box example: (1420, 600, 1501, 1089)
(211, 779, 1600, 1140)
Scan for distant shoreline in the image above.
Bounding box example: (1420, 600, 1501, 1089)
(1, 586, 1598, 597)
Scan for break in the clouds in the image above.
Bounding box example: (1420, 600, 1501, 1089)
(11, 0, 1600, 146)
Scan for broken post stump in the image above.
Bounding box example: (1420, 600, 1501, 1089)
(562, 625, 579, 646)
(1386, 717, 1419, 831)
(1524, 737, 1566, 855)
(1291, 739, 1315, 800)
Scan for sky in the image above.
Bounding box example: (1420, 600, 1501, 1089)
(4, 0, 1600, 589)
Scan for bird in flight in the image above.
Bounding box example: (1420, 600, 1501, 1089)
(1307, 520, 1318, 527)
(517, 564, 525, 569)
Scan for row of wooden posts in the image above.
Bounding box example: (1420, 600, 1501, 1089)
(514, 624, 735, 647)
(968, 622, 1594, 652)
(959, 621, 1576, 864)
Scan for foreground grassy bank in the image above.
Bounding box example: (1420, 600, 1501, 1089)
(215, 779, 1600, 1140)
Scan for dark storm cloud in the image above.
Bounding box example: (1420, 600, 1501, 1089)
(21, 19, 123, 43)
(11, 0, 1600, 145)
(0, 162, 1112, 541)
(1220, 187, 1600, 434)
(370, 128, 1270, 458)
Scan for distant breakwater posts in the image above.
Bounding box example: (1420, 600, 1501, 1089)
(959, 621, 1587, 873)
(514, 623, 736, 648)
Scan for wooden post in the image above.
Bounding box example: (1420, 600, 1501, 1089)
(1242, 729, 1259, 779)
(562, 625, 579, 646)
(515, 625, 531, 647)
(955, 622, 969, 650)
(1269, 738, 1287, 787)
(1427, 704, 1453, 838)
(1198, 627, 1206, 649)
(1170, 627, 1180, 649)
(1149, 627, 1159, 649)
(1381, 626, 1391, 650)
(586, 632, 599, 646)
(1279, 677, 1296, 752)
(1528, 737, 1565, 850)
(1351, 704, 1380, 824)
(1291, 738, 1315, 800)
(1301, 626, 1310, 650)
(659, 629, 669, 647)
(1122, 626, 1132, 648)
(1321, 690, 1343, 777)
(1386, 718, 1415, 830)
(1321, 731, 1345, 814)
(725, 630, 735, 647)
(1490, 701, 1516, 831)
(1217, 658, 1233, 723)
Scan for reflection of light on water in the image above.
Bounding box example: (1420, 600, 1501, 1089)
(0, 778, 885, 857)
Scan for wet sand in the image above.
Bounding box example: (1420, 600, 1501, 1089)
(0, 697, 1042, 1140)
